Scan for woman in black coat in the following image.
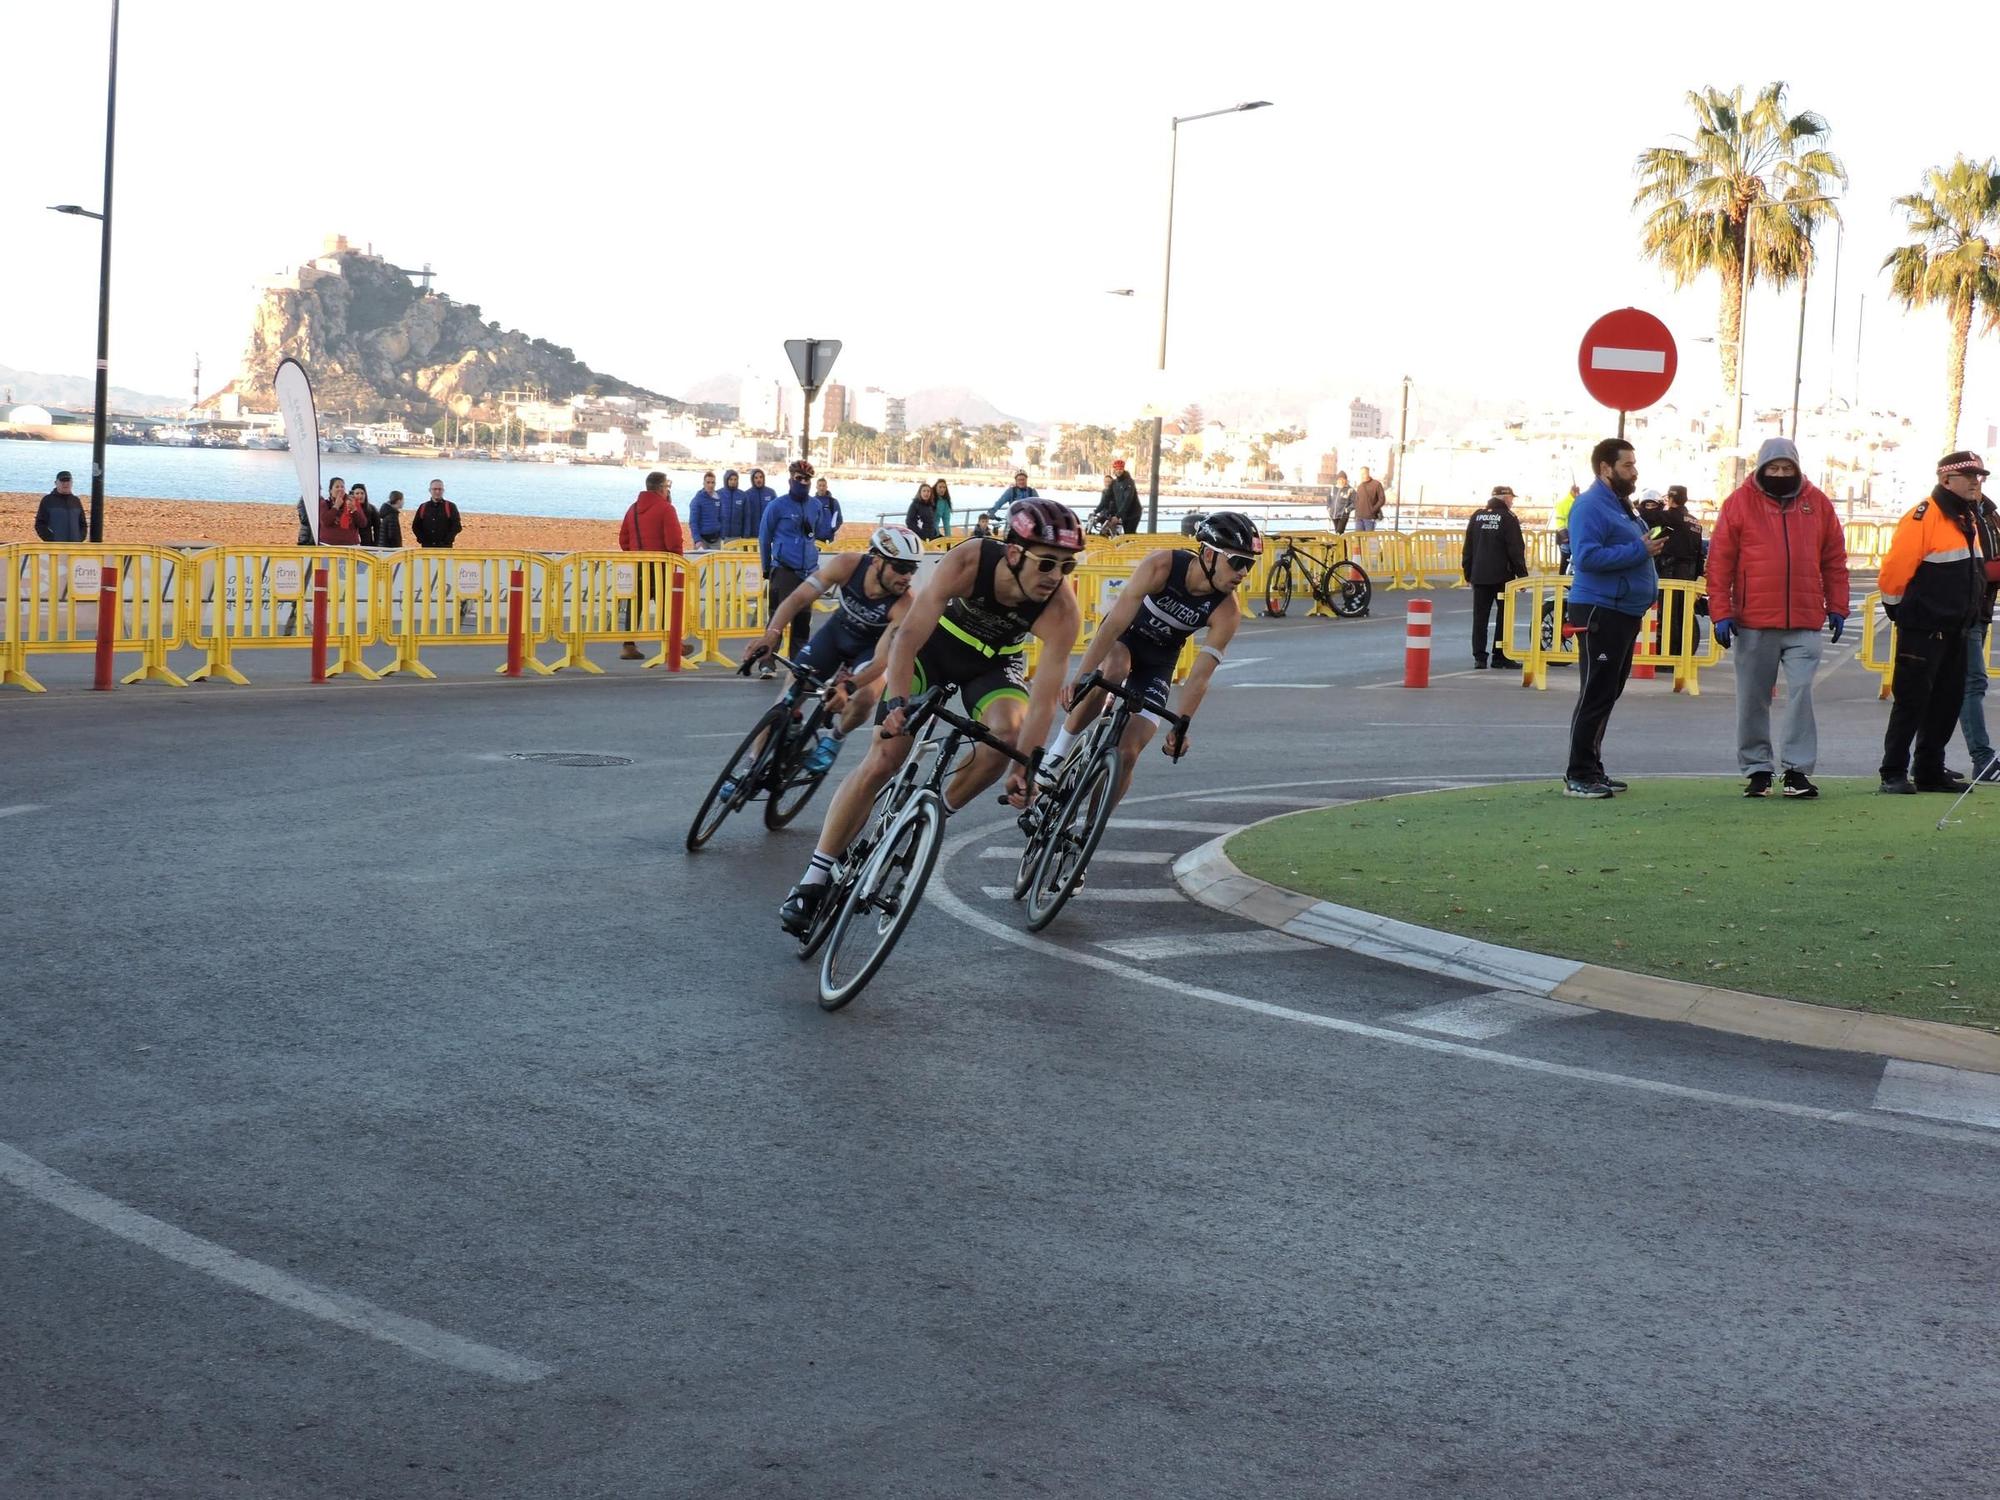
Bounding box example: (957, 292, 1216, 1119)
(904, 481, 941, 541)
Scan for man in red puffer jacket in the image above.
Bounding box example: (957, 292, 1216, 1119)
(1705, 437, 1850, 799)
(617, 471, 685, 660)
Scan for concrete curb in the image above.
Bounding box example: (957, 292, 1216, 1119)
(1173, 828, 2000, 1078)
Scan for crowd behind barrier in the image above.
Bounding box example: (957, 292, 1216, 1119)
(3, 521, 1893, 695)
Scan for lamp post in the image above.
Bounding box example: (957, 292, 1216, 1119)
(1394, 375, 1411, 529)
(1731, 193, 1839, 449)
(1147, 99, 1271, 534)
(47, 1, 119, 544)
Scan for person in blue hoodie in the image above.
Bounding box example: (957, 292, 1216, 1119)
(718, 469, 748, 539)
(741, 468, 778, 539)
(688, 471, 725, 549)
(757, 459, 832, 673)
(1562, 436, 1667, 798)
(812, 476, 844, 539)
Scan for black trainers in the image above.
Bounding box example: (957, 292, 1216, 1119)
(1563, 777, 1614, 799)
(1744, 771, 1774, 797)
(1473, 656, 1489, 670)
(778, 882, 828, 936)
(1602, 776, 1629, 792)
(1913, 770, 1968, 793)
(1490, 652, 1520, 670)
(1780, 769, 1819, 799)
(1978, 758, 2000, 783)
(1878, 775, 1916, 795)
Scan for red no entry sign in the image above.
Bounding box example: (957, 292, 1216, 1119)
(1577, 308, 1677, 412)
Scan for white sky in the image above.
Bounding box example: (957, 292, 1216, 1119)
(5, 0, 1997, 446)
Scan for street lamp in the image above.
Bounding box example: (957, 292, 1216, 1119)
(1147, 99, 1272, 533)
(46, 0, 120, 544)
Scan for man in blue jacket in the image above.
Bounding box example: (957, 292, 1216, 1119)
(982, 469, 1039, 521)
(757, 460, 835, 673)
(1562, 437, 1667, 798)
(688, 471, 725, 549)
(741, 469, 778, 539)
(718, 470, 748, 539)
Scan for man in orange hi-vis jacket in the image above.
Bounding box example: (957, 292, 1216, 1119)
(1877, 451, 1994, 794)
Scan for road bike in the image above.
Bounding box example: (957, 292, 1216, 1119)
(797, 688, 1037, 1011)
(684, 653, 840, 850)
(1012, 671, 1188, 932)
(1262, 539, 1371, 619)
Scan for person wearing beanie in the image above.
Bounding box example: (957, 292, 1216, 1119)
(1877, 451, 1994, 792)
(1461, 484, 1528, 668)
(1094, 459, 1142, 536)
(1705, 437, 1850, 798)
(34, 470, 88, 543)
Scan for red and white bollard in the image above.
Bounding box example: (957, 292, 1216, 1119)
(668, 568, 686, 673)
(92, 563, 119, 691)
(309, 565, 330, 683)
(1404, 599, 1432, 688)
(505, 566, 526, 678)
(1632, 604, 1658, 681)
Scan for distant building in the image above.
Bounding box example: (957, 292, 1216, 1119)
(738, 376, 783, 433)
(820, 382, 848, 430)
(851, 386, 907, 435)
(1348, 398, 1384, 439)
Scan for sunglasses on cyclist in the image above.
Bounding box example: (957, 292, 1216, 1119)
(881, 558, 919, 575)
(1223, 553, 1255, 571)
(1026, 552, 1080, 575)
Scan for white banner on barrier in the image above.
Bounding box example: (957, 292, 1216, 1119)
(613, 563, 636, 598)
(454, 561, 484, 597)
(1098, 577, 1125, 615)
(71, 559, 102, 594)
(271, 559, 303, 597)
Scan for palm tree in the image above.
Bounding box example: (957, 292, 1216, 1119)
(1883, 155, 2000, 450)
(1633, 83, 1847, 395)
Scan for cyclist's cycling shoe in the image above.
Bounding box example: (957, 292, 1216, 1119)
(779, 882, 828, 936)
(802, 732, 845, 776)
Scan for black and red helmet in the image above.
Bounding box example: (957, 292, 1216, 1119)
(1005, 498, 1083, 551)
(789, 458, 815, 482)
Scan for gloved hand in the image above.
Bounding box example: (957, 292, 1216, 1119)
(1712, 618, 1734, 650)
(1827, 613, 1847, 643)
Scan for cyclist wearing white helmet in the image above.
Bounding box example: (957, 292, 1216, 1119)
(745, 525, 924, 775)
(1045, 510, 1261, 804)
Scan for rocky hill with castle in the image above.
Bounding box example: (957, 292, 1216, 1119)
(211, 235, 678, 424)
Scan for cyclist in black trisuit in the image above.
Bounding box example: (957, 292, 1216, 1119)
(778, 499, 1086, 935)
(742, 524, 924, 777)
(1045, 510, 1260, 803)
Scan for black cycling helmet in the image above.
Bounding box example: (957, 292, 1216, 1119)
(1006, 498, 1084, 551)
(1179, 510, 1207, 538)
(1195, 510, 1263, 555)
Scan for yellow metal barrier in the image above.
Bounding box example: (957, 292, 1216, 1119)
(3, 544, 188, 693)
(695, 551, 768, 659)
(551, 551, 701, 672)
(1402, 530, 1466, 589)
(378, 549, 562, 678)
(182, 547, 381, 684)
(1502, 577, 1721, 693)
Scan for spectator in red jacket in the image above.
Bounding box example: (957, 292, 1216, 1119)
(1705, 437, 1850, 799)
(618, 471, 685, 660)
(318, 477, 364, 545)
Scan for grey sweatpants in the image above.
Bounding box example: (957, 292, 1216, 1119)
(1733, 626, 1823, 774)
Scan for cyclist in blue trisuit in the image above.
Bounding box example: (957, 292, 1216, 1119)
(778, 499, 1087, 935)
(742, 525, 924, 776)
(1044, 510, 1261, 803)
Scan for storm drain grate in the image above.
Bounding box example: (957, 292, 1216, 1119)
(508, 752, 633, 767)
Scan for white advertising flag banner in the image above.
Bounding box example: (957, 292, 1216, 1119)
(273, 358, 321, 543)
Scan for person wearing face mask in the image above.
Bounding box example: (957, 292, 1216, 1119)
(1560, 437, 1666, 798)
(1876, 451, 1994, 794)
(1705, 438, 1850, 798)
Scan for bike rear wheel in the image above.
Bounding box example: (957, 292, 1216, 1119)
(764, 699, 833, 829)
(1024, 749, 1119, 932)
(1264, 560, 1294, 618)
(686, 707, 781, 850)
(1326, 560, 1372, 618)
(819, 793, 946, 1010)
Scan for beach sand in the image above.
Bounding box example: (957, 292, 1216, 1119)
(3, 493, 624, 552)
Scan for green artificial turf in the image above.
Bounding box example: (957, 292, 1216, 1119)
(1228, 779, 1998, 1028)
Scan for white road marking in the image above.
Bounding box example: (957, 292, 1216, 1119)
(1097, 932, 1317, 961)
(1394, 990, 1594, 1040)
(0, 1142, 552, 1383)
(1225, 682, 1334, 690)
(0, 804, 43, 819)
(1185, 794, 1339, 807)
(979, 846, 1173, 864)
(1107, 818, 1239, 834)
(1361, 722, 1558, 729)
(1212, 657, 1269, 672)
(1873, 1060, 2000, 1129)
(980, 885, 1183, 903)
(925, 799, 2000, 1152)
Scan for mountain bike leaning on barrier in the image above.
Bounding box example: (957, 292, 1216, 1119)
(1263, 537, 1371, 619)
(684, 653, 843, 849)
(1013, 670, 1188, 931)
(797, 686, 1040, 1010)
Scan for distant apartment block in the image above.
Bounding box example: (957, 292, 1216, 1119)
(1348, 398, 1384, 439)
(851, 386, 907, 435)
(738, 376, 783, 434)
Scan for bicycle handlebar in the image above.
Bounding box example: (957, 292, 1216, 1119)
(738, 649, 835, 693)
(884, 686, 1041, 773)
(1070, 669, 1193, 748)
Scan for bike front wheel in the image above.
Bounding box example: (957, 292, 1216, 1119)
(1025, 749, 1119, 932)
(686, 707, 780, 851)
(1264, 561, 1294, 618)
(818, 792, 946, 1010)
(1326, 560, 1372, 618)
(764, 699, 833, 829)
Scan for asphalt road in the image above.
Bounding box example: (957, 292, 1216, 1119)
(5, 589, 1998, 1498)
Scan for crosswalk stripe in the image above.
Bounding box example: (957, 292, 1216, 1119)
(1873, 1060, 2000, 1129)
(1392, 990, 1593, 1040)
(1096, 932, 1317, 960)
(978, 846, 1173, 864)
(1106, 818, 1237, 834)
(979, 886, 1183, 903)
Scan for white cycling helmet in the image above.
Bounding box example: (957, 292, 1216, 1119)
(868, 524, 924, 563)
